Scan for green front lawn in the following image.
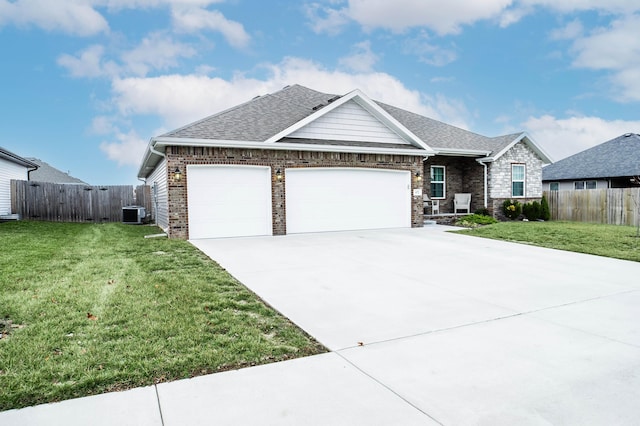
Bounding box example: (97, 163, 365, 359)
(0, 221, 325, 411)
(456, 221, 640, 262)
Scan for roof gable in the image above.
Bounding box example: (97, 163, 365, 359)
(543, 133, 640, 181)
(266, 89, 431, 151)
(286, 99, 411, 146)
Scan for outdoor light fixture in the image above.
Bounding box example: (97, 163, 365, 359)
(415, 171, 422, 181)
(173, 167, 182, 181)
(275, 169, 282, 180)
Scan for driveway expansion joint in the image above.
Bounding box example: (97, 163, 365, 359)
(335, 288, 640, 351)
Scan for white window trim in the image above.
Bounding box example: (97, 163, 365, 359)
(430, 165, 446, 199)
(574, 180, 597, 190)
(511, 164, 526, 198)
(549, 182, 559, 191)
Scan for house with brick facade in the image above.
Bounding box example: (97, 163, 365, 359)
(137, 84, 551, 239)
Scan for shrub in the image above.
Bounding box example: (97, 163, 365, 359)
(474, 207, 490, 216)
(540, 195, 551, 221)
(523, 201, 541, 221)
(502, 199, 522, 220)
(455, 213, 498, 228)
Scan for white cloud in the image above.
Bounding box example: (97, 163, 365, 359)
(308, 0, 640, 37)
(58, 45, 120, 78)
(338, 41, 379, 72)
(99, 128, 147, 167)
(121, 32, 197, 76)
(569, 14, 640, 101)
(109, 57, 470, 130)
(523, 114, 640, 161)
(403, 32, 458, 66)
(89, 115, 121, 135)
(520, 0, 640, 14)
(0, 0, 109, 35)
(305, 2, 351, 35)
(549, 19, 584, 40)
(58, 33, 197, 78)
(171, 6, 250, 48)
(325, 0, 514, 35)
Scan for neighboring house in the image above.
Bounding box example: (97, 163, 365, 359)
(0, 147, 38, 216)
(543, 133, 640, 191)
(138, 84, 551, 239)
(26, 158, 87, 184)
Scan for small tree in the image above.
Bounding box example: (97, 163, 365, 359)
(523, 201, 541, 221)
(540, 195, 551, 221)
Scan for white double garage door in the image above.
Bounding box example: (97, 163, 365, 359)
(187, 165, 411, 239)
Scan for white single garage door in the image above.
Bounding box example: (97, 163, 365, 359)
(187, 165, 272, 239)
(285, 168, 411, 234)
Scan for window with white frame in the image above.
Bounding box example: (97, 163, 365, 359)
(512, 164, 525, 197)
(549, 182, 559, 191)
(574, 180, 597, 190)
(430, 166, 445, 199)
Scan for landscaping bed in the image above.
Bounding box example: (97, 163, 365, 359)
(0, 221, 325, 411)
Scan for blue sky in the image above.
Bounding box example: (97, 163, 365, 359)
(1, 0, 639, 185)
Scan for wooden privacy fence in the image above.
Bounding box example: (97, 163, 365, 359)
(544, 188, 640, 226)
(11, 180, 152, 223)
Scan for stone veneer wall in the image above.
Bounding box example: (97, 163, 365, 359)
(423, 156, 485, 214)
(488, 141, 545, 218)
(165, 146, 424, 239)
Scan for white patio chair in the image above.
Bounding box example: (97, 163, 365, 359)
(454, 193, 471, 215)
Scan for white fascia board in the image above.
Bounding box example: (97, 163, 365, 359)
(150, 136, 433, 157)
(264, 89, 436, 154)
(492, 132, 553, 164)
(137, 138, 165, 179)
(434, 148, 492, 157)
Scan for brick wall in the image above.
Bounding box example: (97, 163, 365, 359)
(166, 146, 424, 239)
(423, 156, 485, 213)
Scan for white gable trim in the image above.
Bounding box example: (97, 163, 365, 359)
(480, 133, 553, 164)
(264, 89, 435, 153)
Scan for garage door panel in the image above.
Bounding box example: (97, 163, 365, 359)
(187, 165, 272, 239)
(286, 168, 410, 234)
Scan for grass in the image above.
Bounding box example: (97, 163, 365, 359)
(0, 221, 325, 411)
(455, 220, 640, 262)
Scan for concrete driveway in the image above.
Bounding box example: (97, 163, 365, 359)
(190, 226, 640, 425)
(3, 226, 640, 426)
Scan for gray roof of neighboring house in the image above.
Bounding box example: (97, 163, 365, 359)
(160, 84, 524, 157)
(0, 146, 38, 168)
(542, 133, 640, 181)
(25, 158, 87, 184)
